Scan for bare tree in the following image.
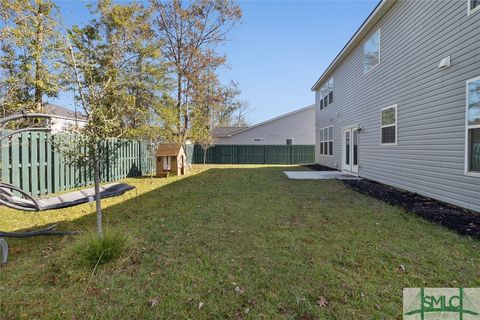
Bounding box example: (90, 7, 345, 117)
(211, 81, 251, 127)
(150, 0, 242, 144)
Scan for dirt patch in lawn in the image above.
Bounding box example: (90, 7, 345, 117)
(302, 164, 339, 171)
(342, 179, 480, 239)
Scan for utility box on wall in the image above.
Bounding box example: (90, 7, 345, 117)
(156, 144, 187, 177)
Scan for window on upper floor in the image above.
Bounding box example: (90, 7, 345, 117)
(467, 77, 480, 174)
(469, 0, 480, 14)
(286, 138, 293, 145)
(381, 105, 397, 145)
(364, 29, 381, 73)
(319, 78, 334, 110)
(319, 126, 333, 156)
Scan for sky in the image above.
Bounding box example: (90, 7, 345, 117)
(52, 0, 379, 125)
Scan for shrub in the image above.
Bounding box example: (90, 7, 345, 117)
(76, 230, 129, 267)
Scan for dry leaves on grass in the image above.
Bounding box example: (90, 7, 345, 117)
(234, 286, 244, 294)
(86, 287, 103, 296)
(148, 297, 159, 308)
(233, 308, 250, 319)
(277, 304, 289, 315)
(248, 298, 258, 306)
(316, 297, 328, 308)
(8, 247, 23, 255)
(397, 264, 406, 273)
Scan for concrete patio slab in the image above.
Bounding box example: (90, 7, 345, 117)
(284, 171, 360, 180)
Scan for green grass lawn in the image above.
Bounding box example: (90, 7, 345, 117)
(1, 165, 479, 319)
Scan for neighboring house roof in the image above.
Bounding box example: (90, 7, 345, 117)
(156, 144, 184, 156)
(44, 103, 87, 121)
(211, 127, 246, 138)
(311, 0, 395, 91)
(216, 104, 316, 137)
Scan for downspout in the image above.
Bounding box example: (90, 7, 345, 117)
(356, 124, 362, 178)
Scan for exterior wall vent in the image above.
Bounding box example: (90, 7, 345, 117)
(438, 56, 451, 70)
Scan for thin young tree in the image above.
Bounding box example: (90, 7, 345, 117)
(150, 0, 242, 144)
(197, 131, 216, 165)
(190, 105, 216, 164)
(63, 0, 161, 236)
(0, 0, 63, 114)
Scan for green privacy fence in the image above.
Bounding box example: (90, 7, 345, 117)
(0, 131, 155, 197)
(192, 144, 315, 164)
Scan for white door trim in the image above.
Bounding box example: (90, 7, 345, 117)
(342, 125, 359, 175)
(342, 129, 352, 173)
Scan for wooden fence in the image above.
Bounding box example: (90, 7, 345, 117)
(0, 131, 155, 197)
(192, 144, 315, 164)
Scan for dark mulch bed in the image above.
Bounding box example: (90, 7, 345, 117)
(342, 179, 480, 239)
(302, 164, 339, 171)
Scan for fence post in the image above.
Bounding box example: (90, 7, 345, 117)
(11, 135, 19, 188)
(20, 132, 30, 193)
(1, 132, 9, 184)
(138, 141, 142, 175)
(30, 132, 38, 197)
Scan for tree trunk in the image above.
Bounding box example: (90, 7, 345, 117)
(177, 74, 182, 140)
(93, 152, 103, 237)
(203, 148, 207, 164)
(34, 6, 43, 112)
(34, 59, 42, 112)
(182, 113, 189, 145)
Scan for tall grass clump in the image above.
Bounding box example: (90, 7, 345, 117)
(76, 230, 129, 266)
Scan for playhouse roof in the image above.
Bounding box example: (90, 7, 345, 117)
(156, 144, 184, 156)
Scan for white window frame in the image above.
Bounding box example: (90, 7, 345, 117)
(318, 77, 334, 110)
(380, 104, 397, 145)
(468, 0, 480, 15)
(319, 125, 334, 156)
(465, 76, 480, 177)
(363, 29, 381, 74)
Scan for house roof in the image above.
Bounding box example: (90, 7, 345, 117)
(311, 0, 396, 91)
(217, 104, 315, 137)
(211, 127, 246, 138)
(44, 103, 87, 121)
(156, 143, 184, 156)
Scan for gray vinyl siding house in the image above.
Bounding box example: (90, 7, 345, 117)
(312, 0, 480, 212)
(213, 105, 315, 145)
